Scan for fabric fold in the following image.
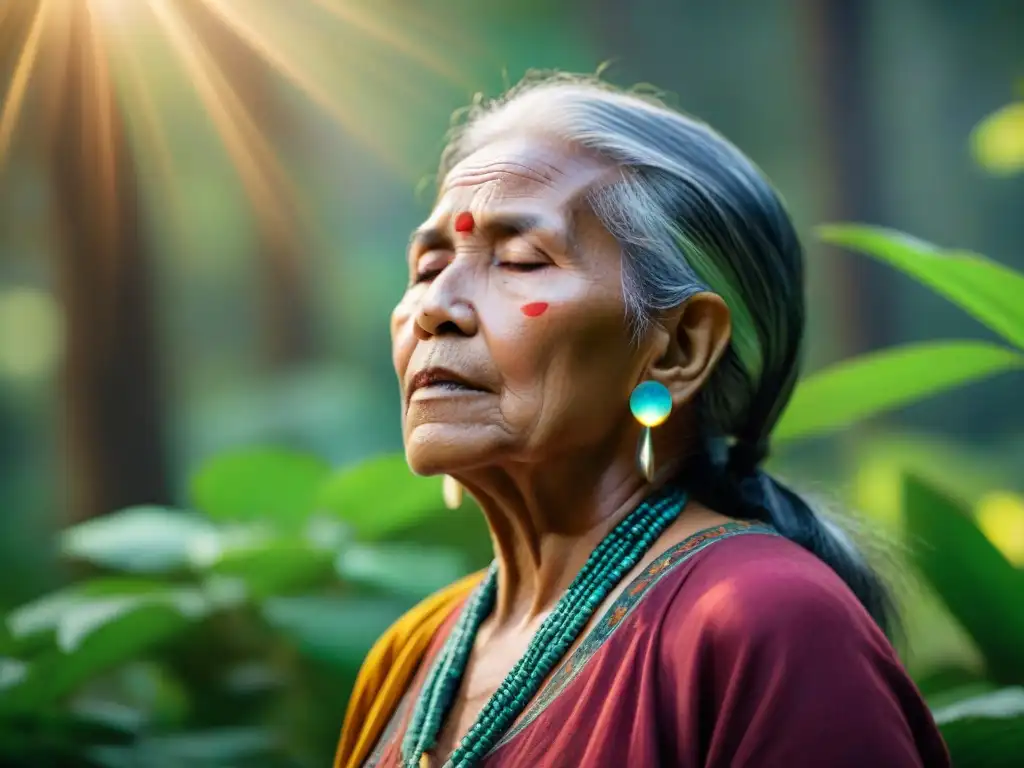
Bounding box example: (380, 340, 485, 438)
(334, 569, 485, 768)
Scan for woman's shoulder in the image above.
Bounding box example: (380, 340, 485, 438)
(650, 527, 950, 767)
(655, 528, 897, 671)
(656, 527, 894, 662)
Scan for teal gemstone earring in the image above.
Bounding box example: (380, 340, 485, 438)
(629, 381, 673, 482)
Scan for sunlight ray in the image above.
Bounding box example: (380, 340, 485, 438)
(147, 0, 296, 235)
(84, 0, 121, 267)
(196, 0, 401, 167)
(306, 0, 471, 87)
(100, 0, 186, 250)
(37, 0, 73, 130)
(0, 0, 51, 170)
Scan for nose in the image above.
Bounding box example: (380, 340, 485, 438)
(413, 267, 478, 341)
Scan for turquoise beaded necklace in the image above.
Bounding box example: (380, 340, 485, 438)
(401, 485, 688, 768)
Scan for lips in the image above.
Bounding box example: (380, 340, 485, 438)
(408, 367, 487, 397)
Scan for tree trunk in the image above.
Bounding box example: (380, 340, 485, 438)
(801, 0, 893, 356)
(47, 1, 171, 522)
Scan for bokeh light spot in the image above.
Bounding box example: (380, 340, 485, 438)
(976, 491, 1024, 566)
(0, 288, 63, 380)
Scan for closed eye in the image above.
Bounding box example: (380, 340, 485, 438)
(497, 262, 547, 272)
(412, 251, 450, 284)
(414, 267, 444, 284)
(494, 237, 551, 272)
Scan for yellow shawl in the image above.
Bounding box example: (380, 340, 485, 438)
(333, 570, 486, 768)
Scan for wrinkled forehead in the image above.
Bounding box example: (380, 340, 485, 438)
(433, 137, 609, 220)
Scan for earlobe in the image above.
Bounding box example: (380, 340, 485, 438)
(647, 292, 732, 408)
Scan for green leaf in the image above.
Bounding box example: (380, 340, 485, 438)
(261, 595, 411, 669)
(89, 727, 276, 768)
(0, 658, 29, 690)
(819, 225, 1024, 350)
(336, 544, 470, 599)
(6, 580, 164, 643)
(190, 447, 331, 529)
(0, 709, 134, 767)
(316, 454, 448, 540)
(61, 507, 217, 573)
(902, 475, 1024, 684)
(776, 341, 1024, 442)
(206, 540, 337, 599)
(7, 583, 207, 654)
(1, 596, 206, 714)
(916, 665, 995, 705)
(933, 687, 1024, 768)
(371, 511, 494, 571)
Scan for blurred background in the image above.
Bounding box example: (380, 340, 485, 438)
(1, 1, 1022, 766)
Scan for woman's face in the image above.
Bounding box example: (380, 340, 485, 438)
(392, 136, 655, 476)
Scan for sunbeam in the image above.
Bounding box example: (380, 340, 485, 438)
(306, 0, 471, 86)
(194, 0, 400, 166)
(0, 0, 473, 241)
(146, 0, 298, 236)
(0, 0, 51, 171)
(100, 7, 187, 249)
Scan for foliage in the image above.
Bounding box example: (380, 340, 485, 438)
(777, 225, 1024, 442)
(901, 476, 1024, 766)
(0, 449, 490, 766)
(774, 340, 1023, 443)
(777, 226, 1024, 767)
(3, 229, 1024, 766)
(931, 687, 1024, 768)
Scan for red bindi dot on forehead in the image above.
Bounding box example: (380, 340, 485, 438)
(453, 211, 475, 233)
(521, 302, 549, 317)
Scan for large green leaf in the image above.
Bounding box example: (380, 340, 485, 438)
(916, 665, 995, 708)
(6, 582, 207, 654)
(61, 507, 217, 574)
(6, 580, 183, 645)
(819, 225, 1024, 350)
(775, 341, 1024, 442)
(190, 447, 331, 530)
(261, 595, 412, 669)
(0, 709, 134, 767)
(933, 687, 1024, 768)
(336, 544, 470, 599)
(1, 594, 206, 713)
(902, 475, 1024, 684)
(89, 727, 277, 768)
(204, 540, 337, 599)
(315, 454, 448, 540)
(381, 510, 494, 570)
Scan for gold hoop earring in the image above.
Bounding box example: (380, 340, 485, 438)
(442, 475, 463, 510)
(629, 381, 673, 482)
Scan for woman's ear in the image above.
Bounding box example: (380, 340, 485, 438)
(647, 292, 732, 409)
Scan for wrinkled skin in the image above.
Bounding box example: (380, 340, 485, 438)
(389, 135, 733, 761)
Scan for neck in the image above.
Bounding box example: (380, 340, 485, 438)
(458, 444, 686, 630)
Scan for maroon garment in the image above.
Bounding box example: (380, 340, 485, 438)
(368, 524, 950, 767)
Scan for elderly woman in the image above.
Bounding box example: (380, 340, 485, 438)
(335, 75, 949, 768)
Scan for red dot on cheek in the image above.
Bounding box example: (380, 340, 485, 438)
(521, 302, 549, 317)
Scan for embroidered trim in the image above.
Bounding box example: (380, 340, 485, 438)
(490, 520, 778, 752)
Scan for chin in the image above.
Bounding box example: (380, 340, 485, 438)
(404, 423, 502, 477)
